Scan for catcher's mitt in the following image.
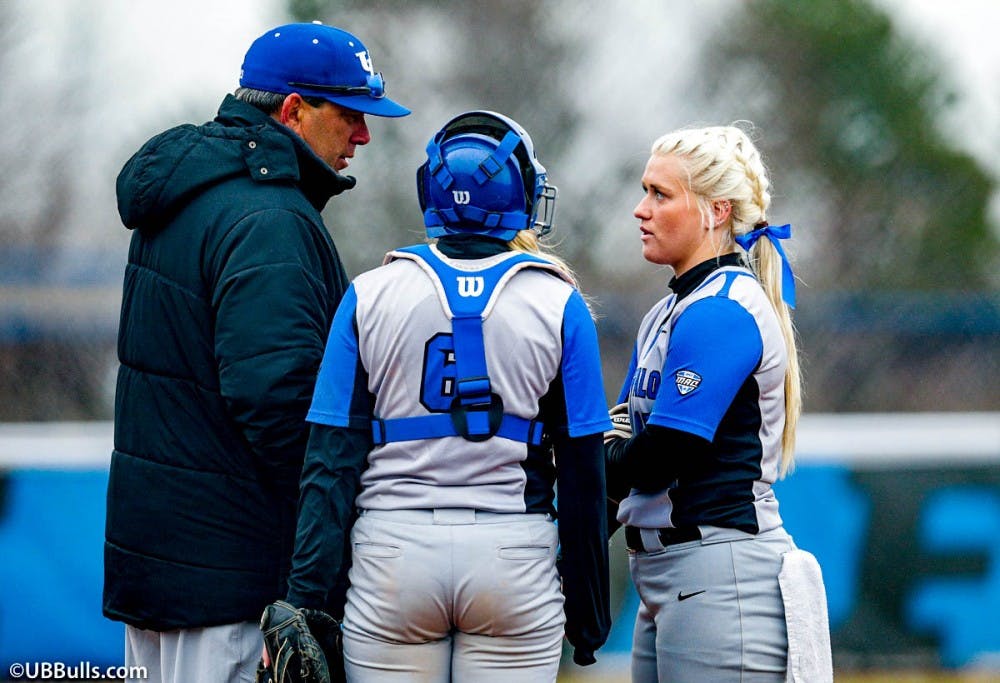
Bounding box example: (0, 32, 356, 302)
(603, 403, 632, 445)
(256, 600, 344, 683)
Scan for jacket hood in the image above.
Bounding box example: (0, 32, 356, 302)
(116, 96, 356, 233)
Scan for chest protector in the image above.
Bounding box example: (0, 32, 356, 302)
(371, 244, 572, 446)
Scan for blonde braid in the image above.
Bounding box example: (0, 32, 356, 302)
(656, 125, 801, 476)
(731, 132, 800, 477)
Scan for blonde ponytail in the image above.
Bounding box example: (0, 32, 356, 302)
(508, 229, 579, 287)
(744, 237, 801, 476)
(654, 124, 801, 475)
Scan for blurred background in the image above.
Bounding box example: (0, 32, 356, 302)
(0, 0, 997, 680)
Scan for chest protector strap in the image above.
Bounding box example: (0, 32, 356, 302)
(371, 244, 570, 446)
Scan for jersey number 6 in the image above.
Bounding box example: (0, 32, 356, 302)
(420, 333, 457, 412)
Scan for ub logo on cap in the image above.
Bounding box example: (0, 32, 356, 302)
(239, 22, 410, 118)
(355, 50, 374, 74)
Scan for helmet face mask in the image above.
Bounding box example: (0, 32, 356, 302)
(533, 182, 557, 238)
(417, 111, 557, 241)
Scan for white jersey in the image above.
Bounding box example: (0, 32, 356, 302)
(307, 244, 610, 513)
(616, 261, 788, 533)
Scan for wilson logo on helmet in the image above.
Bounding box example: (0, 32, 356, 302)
(456, 276, 485, 298)
(416, 110, 558, 242)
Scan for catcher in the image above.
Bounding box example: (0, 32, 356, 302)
(258, 110, 611, 682)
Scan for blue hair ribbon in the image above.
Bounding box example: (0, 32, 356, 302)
(734, 223, 796, 309)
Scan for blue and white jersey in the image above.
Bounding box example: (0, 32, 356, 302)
(307, 243, 610, 513)
(616, 259, 787, 533)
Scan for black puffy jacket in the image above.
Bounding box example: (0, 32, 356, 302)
(104, 95, 355, 630)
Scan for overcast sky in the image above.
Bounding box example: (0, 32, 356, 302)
(92, 0, 999, 171)
(7, 0, 999, 248)
(873, 0, 1000, 176)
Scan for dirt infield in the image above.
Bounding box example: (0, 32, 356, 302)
(558, 670, 1000, 682)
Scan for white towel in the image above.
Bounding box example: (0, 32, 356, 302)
(779, 549, 834, 682)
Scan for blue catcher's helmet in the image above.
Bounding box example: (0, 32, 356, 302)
(416, 111, 557, 242)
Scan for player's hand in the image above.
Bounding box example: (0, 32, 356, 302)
(604, 403, 633, 514)
(603, 403, 631, 445)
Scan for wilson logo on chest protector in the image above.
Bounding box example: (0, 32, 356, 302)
(373, 244, 571, 446)
(452, 190, 471, 204)
(675, 370, 702, 395)
(456, 275, 485, 298)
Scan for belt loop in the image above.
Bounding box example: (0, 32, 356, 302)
(432, 508, 476, 525)
(640, 528, 664, 552)
(626, 525, 702, 552)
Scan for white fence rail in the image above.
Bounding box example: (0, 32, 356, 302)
(1, 412, 997, 470)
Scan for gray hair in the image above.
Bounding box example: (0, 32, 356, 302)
(233, 87, 327, 115)
(233, 87, 286, 114)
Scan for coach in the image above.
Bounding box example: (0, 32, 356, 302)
(103, 22, 408, 683)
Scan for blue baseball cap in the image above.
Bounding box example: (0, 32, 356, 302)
(239, 22, 410, 118)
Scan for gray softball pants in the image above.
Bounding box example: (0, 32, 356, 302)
(341, 508, 566, 682)
(628, 525, 795, 683)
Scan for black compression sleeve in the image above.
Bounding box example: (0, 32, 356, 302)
(606, 423, 712, 493)
(555, 432, 611, 661)
(284, 423, 371, 616)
